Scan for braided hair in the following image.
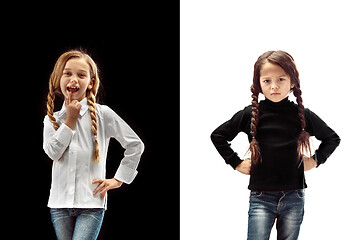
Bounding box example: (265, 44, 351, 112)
(249, 50, 311, 165)
(46, 50, 101, 162)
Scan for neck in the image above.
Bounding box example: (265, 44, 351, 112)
(264, 96, 289, 105)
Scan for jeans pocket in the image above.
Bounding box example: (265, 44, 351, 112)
(296, 189, 305, 199)
(250, 191, 263, 198)
(81, 208, 105, 221)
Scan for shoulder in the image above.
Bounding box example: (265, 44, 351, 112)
(303, 108, 328, 131)
(231, 105, 252, 119)
(95, 103, 111, 114)
(95, 103, 125, 122)
(95, 103, 115, 119)
(228, 105, 252, 126)
(304, 108, 320, 120)
(238, 105, 252, 115)
(290, 102, 318, 122)
(244, 105, 252, 113)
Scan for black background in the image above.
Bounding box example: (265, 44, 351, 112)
(5, 2, 179, 239)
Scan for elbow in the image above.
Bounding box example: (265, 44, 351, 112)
(210, 131, 217, 143)
(210, 131, 222, 145)
(43, 143, 62, 161)
(334, 133, 341, 147)
(139, 140, 145, 155)
(131, 138, 145, 155)
(336, 136, 341, 146)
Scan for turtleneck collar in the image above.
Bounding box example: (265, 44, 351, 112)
(263, 97, 290, 107)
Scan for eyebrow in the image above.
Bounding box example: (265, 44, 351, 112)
(63, 68, 88, 73)
(260, 74, 288, 79)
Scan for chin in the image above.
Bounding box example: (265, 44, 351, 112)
(268, 95, 285, 102)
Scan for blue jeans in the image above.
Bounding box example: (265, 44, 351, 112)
(50, 208, 105, 240)
(247, 189, 305, 240)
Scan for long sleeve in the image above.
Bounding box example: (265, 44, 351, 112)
(305, 109, 341, 166)
(102, 106, 145, 184)
(210, 106, 252, 169)
(43, 115, 75, 161)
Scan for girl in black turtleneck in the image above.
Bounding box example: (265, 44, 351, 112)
(211, 50, 340, 240)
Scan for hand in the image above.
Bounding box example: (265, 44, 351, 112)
(303, 156, 317, 171)
(93, 178, 123, 200)
(64, 92, 81, 130)
(236, 158, 251, 175)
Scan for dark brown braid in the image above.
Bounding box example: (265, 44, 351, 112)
(248, 50, 311, 165)
(249, 85, 261, 165)
(293, 86, 311, 159)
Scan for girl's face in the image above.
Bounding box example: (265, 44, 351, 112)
(259, 61, 294, 102)
(60, 58, 93, 101)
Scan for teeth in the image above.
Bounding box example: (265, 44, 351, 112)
(67, 86, 79, 92)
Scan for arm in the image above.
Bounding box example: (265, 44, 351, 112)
(210, 106, 252, 170)
(305, 109, 341, 167)
(43, 116, 75, 161)
(103, 106, 145, 184)
(92, 106, 144, 199)
(43, 94, 81, 161)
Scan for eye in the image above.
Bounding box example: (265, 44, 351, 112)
(279, 77, 286, 81)
(79, 73, 87, 78)
(263, 79, 270, 83)
(63, 71, 71, 76)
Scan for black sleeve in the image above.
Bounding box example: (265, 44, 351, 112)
(305, 108, 341, 166)
(210, 106, 252, 169)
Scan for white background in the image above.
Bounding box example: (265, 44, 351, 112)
(181, 0, 360, 239)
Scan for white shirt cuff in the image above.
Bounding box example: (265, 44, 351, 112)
(114, 164, 138, 184)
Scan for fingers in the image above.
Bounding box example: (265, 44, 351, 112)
(93, 179, 105, 196)
(68, 91, 73, 102)
(65, 94, 69, 106)
(65, 92, 73, 106)
(92, 179, 103, 184)
(92, 179, 123, 200)
(303, 157, 317, 171)
(100, 186, 111, 200)
(236, 159, 251, 175)
(92, 179, 111, 200)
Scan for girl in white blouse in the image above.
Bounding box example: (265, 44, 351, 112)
(43, 50, 144, 240)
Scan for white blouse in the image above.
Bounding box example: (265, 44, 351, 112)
(43, 98, 144, 209)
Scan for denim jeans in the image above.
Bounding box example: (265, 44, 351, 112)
(50, 208, 105, 240)
(247, 189, 305, 240)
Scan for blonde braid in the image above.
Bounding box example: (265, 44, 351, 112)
(46, 49, 101, 161)
(87, 90, 100, 163)
(47, 80, 60, 130)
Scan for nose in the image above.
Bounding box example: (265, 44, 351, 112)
(70, 78, 79, 84)
(271, 83, 279, 90)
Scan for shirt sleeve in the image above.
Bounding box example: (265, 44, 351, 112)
(43, 115, 75, 161)
(210, 106, 252, 169)
(305, 109, 341, 166)
(102, 106, 145, 184)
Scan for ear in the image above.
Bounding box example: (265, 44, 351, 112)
(290, 83, 295, 91)
(88, 77, 95, 90)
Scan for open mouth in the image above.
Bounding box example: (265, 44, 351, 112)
(67, 86, 80, 93)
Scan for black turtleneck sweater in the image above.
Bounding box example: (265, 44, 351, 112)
(210, 97, 340, 191)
